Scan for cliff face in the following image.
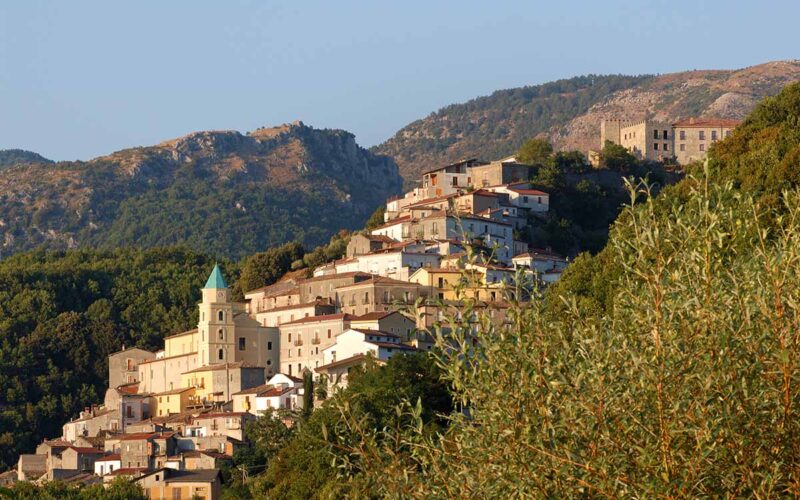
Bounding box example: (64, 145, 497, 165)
(0, 122, 401, 259)
(374, 60, 800, 185)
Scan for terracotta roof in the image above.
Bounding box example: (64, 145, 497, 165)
(349, 311, 398, 321)
(139, 352, 197, 365)
(672, 117, 740, 128)
(117, 383, 140, 394)
(280, 313, 353, 326)
(153, 387, 195, 396)
(349, 328, 401, 339)
(67, 447, 106, 455)
(119, 432, 175, 441)
(163, 328, 198, 341)
(301, 271, 373, 283)
(106, 467, 148, 477)
(194, 412, 250, 420)
(315, 353, 370, 372)
(97, 453, 120, 461)
(336, 275, 422, 289)
(371, 215, 412, 231)
(508, 188, 549, 196)
(182, 362, 263, 375)
(367, 341, 416, 350)
(271, 373, 304, 383)
(260, 299, 334, 313)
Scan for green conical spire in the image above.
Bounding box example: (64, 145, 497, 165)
(204, 264, 228, 289)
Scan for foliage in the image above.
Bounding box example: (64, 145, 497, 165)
(600, 139, 638, 171)
(364, 205, 386, 230)
(553, 81, 800, 316)
(247, 352, 453, 498)
(300, 230, 351, 272)
(0, 149, 52, 168)
(334, 178, 800, 496)
(0, 246, 225, 470)
(517, 137, 553, 166)
(236, 241, 304, 294)
(5, 476, 146, 499)
(302, 370, 314, 420)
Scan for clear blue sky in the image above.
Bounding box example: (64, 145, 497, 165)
(1, 0, 797, 161)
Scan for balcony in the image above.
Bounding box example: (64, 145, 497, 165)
(293, 339, 303, 347)
(311, 338, 321, 345)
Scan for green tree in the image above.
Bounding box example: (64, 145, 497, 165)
(336, 178, 800, 497)
(517, 137, 553, 165)
(237, 241, 304, 294)
(302, 369, 314, 420)
(600, 139, 637, 171)
(365, 205, 386, 230)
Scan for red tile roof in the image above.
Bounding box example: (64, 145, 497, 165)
(672, 117, 740, 128)
(67, 447, 106, 455)
(280, 313, 353, 326)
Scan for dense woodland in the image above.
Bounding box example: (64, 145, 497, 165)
(3, 83, 800, 497)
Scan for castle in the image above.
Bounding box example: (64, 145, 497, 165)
(596, 117, 740, 165)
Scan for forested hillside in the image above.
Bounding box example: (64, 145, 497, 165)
(375, 60, 800, 185)
(0, 149, 52, 168)
(0, 122, 401, 260)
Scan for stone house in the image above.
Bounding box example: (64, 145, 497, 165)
(279, 313, 353, 377)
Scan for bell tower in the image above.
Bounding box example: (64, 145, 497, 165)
(198, 265, 234, 367)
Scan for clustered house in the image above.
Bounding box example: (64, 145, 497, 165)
(12, 155, 569, 496)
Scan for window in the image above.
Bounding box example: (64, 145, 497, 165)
(653, 130, 658, 139)
(663, 130, 668, 139)
(267, 360, 272, 366)
(699, 131, 705, 140)
(383, 291, 390, 303)
(267, 341, 273, 350)
(327, 329, 332, 339)
(363, 292, 370, 305)
(725, 130, 732, 138)
(218, 311, 224, 322)
(438, 277, 445, 288)
(452, 176, 457, 186)
(711, 130, 718, 140)
(288, 333, 292, 342)
(218, 328, 224, 340)
(699, 144, 705, 151)
(126, 359, 133, 371)
(680, 144, 686, 151)
(297, 348, 301, 356)
(663, 143, 669, 151)
(680, 130, 686, 140)
(238, 338, 246, 351)
(653, 143, 658, 150)
(218, 349, 224, 361)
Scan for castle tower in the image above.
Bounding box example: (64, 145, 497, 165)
(198, 265, 235, 366)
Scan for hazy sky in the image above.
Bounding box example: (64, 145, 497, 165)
(1, 0, 797, 161)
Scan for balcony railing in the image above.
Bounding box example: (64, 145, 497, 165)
(311, 338, 321, 345)
(293, 339, 303, 347)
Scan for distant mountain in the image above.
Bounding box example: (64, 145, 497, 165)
(0, 122, 401, 259)
(375, 60, 800, 185)
(0, 149, 52, 168)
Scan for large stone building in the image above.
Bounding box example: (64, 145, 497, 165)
(599, 117, 740, 165)
(672, 117, 738, 164)
(601, 119, 672, 162)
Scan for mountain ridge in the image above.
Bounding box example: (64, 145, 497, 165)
(374, 60, 800, 184)
(0, 121, 401, 259)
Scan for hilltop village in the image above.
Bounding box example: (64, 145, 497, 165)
(6, 156, 569, 498)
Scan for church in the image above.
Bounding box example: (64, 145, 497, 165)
(124, 265, 279, 404)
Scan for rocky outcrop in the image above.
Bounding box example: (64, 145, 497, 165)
(0, 123, 401, 259)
